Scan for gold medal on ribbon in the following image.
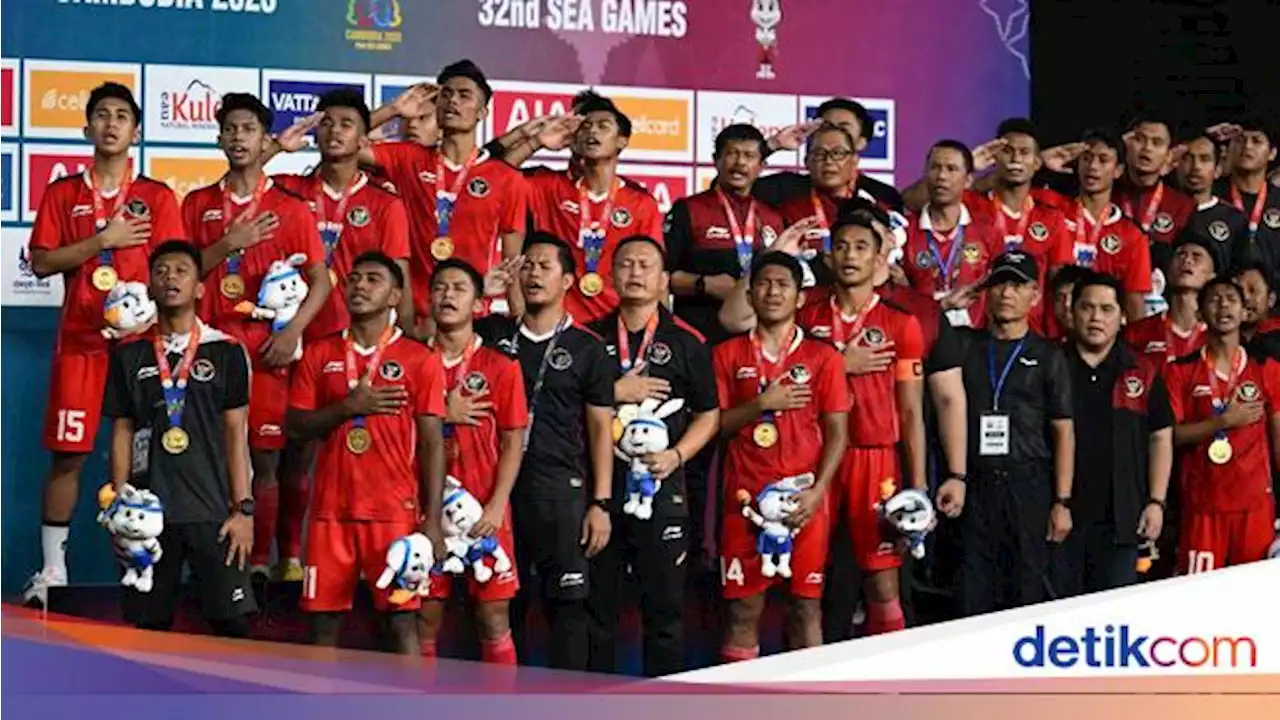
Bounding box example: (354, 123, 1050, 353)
(431, 236, 454, 261)
(1207, 437, 1232, 465)
(753, 422, 779, 448)
(161, 426, 190, 455)
(346, 426, 372, 454)
(92, 265, 119, 292)
(328, 267, 339, 288)
(579, 272, 604, 297)
(220, 274, 246, 299)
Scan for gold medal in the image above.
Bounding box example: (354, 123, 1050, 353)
(579, 272, 604, 297)
(1207, 437, 1232, 465)
(753, 422, 779, 448)
(346, 426, 372, 454)
(161, 427, 190, 455)
(431, 236, 454, 261)
(328, 267, 340, 288)
(220, 274, 246, 299)
(92, 265, 119, 292)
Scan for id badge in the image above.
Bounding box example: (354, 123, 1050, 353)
(979, 414, 1010, 456)
(945, 308, 972, 327)
(131, 427, 152, 478)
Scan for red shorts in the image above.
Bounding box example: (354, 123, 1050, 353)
(837, 446, 903, 572)
(43, 349, 110, 453)
(425, 526, 519, 603)
(1179, 503, 1277, 574)
(720, 491, 830, 600)
(301, 519, 421, 612)
(248, 362, 290, 451)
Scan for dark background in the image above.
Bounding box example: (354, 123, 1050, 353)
(1032, 0, 1280, 144)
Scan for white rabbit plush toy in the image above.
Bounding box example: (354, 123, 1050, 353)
(234, 253, 308, 361)
(614, 397, 685, 521)
(440, 476, 512, 583)
(736, 473, 814, 579)
(97, 483, 164, 593)
(750, 0, 781, 80)
(375, 533, 435, 605)
(878, 488, 936, 559)
(101, 281, 157, 340)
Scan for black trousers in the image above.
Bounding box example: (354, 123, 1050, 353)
(122, 521, 257, 630)
(959, 469, 1053, 617)
(1052, 521, 1139, 598)
(511, 494, 590, 671)
(587, 512, 688, 676)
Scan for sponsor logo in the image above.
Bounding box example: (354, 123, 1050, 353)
(26, 62, 139, 137)
(662, 525, 684, 541)
(619, 165, 692, 214)
(263, 73, 369, 135)
(136, 366, 160, 381)
(3, 229, 63, 308)
(258, 424, 283, 437)
(145, 65, 259, 143)
(559, 572, 585, 588)
(1191, 384, 1211, 397)
(1, 61, 15, 133)
(323, 360, 345, 373)
(491, 85, 577, 141)
(802, 96, 895, 170)
(697, 91, 798, 164)
(1013, 625, 1257, 670)
(346, 0, 404, 52)
(23, 145, 137, 221)
(611, 92, 693, 160)
(146, 150, 227, 203)
(735, 367, 758, 379)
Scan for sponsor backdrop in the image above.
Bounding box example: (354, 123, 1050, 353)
(0, 1, 1027, 593)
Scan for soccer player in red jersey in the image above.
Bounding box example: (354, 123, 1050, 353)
(24, 82, 186, 606)
(900, 140, 1003, 328)
(1117, 116, 1198, 244)
(1126, 234, 1214, 368)
(714, 251, 849, 661)
(182, 92, 331, 581)
(1165, 276, 1280, 573)
(289, 252, 446, 653)
(417, 259, 527, 664)
(1059, 129, 1153, 320)
(777, 123, 862, 288)
(797, 213, 926, 636)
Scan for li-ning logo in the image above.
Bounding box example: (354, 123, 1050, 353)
(1013, 625, 1258, 669)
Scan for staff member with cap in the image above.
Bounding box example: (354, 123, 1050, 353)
(945, 251, 1075, 616)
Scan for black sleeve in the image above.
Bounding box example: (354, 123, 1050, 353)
(684, 336, 719, 413)
(1043, 344, 1074, 420)
(102, 346, 133, 420)
(1146, 373, 1174, 433)
(664, 198, 695, 273)
(223, 343, 251, 410)
(475, 314, 516, 347)
(581, 338, 615, 408)
(481, 138, 508, 165)
(751, 172, 806, 207)
(925, 318, 966, 374)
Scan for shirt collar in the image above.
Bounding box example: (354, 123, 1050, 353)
(519, 314, 575, 343)
(223, 177, 274, 205)
(320, 172, 368, 200)
(919, 203, 972, 232)
(1197, 196, 1220, 211)
(439, 334, 483, 369)
(756, 326, 805, 363)
(341, 318, 402, 356)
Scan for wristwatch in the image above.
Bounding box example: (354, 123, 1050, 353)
(945, 471, 967, 483)
(232, 498, 255, 517)
(590, 497, 612, 513)
(1147, 497, 1167, 512)
(694, 275, 707, 298)
(1053, 496, 1071, 509)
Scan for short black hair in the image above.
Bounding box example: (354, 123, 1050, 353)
(996, 117, 1040, 150)
(351, 250, 404, 288)
(437, 59, 493, 102)
(1172, 227, 1219, 273)
(1176, 127, 1225, 161)
(431, 257, 484, 297)
(316, 88, 371, 131)
(1197, 274, 1244, 310)
(816, 97, 874, 142)
(928, 139, 975, 173)
(808, 122, 858, 153)
(1050, 264, 1091, 299)
(1080, 127, 1126, 161)
(573, 90, 631, 138)
(86, 82, 140, 125)
(613, 235, 666, 262)
(216, 92, 273, 132)
(1237, 113, 1277, 149)
(1232, 260, 1274, 292)
(149, 239, 202, 275)
(1125, 113, 1176, 139)
(839, 196, 892, 228)
(830, 209, 884, 251)
(714, 123, 769, 159)
(749, 250, 803, 287)
(1071, 270, 1125, 308)
(523, 231, 576, 275)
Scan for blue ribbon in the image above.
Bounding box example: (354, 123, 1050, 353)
(582, 228, 605, 274)
(987, 338, 1026, 412)
(926, 226, 966, 290)
(435, 194, 456, 237)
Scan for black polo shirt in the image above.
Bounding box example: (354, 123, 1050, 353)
(958, 329, 1073, 474)
(751, 169, 905, 212)
(102, 323, 250, 524)
(1187, 197, 1249, 272)
(590, 306, 719, 517)
(478, 313, 614, 500)
(1215, 178, 1280, 281)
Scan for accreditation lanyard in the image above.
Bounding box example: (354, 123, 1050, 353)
(315, 172, 362, 268)
(577, 179, 618, 277)
(718, 189, 758, 275)
(810, 191, 832, 254)
(1122, 182, 1164, 233)
(1229, 182, 1267, 238)
(1204, 346, 1246, 430)
(517, 315, 572, 451)
(439, 334, 481, 441)
(222, 174, 268, 279)
(434, 148, 479, 239)
(751, 325, 798, 427)
(926, 223, 966, 293)
(987, 338, 1026, 412)
(90, 169, 133, 276)
(344, 325, 396, 435)
(153, 323, 202, 434)
(830, 293, 879, 351)
(1073, 202, 1108, 266)
(618, 311, 660, 374)
(992, 191, 1033, 250)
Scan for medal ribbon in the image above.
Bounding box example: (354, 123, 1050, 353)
(618, 310, 660, 373)
(751, 324, 799, 428)
(1229, 182, 1267, 238)
(345, 324, 396, 432)
(518, 315, 572, 452)
(152, 323, 203, 435)
(987, 338, 1026, 412)
(810, 191, 832, 254)
(1073, 201, 1109, 266)
(830, 293, 879, 351)
(434, 148, 479, 240)
(718, 189, 758, 275)
(221, 174, 268, 279)
(992, 191, 1033, 250)
(1203, 347, 1247, 441)
(578, 179, 618, 276)
(315, 172, 362, 268)
(925, 221, 966, 293)
(438, 334, 482, 441)
(1122, 182, 1164, 233)
(90, 168, 134, 281)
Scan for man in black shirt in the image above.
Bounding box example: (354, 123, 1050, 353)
(950, 252, 1075, 617)
(1175, 131, 1249, 272)
(586, 235, 719, 676)
(477, 231, 614, 671)
(1216, 117, 1280, 280)
(103, 240, 256, 636)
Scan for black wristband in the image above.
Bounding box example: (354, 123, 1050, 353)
(1147, 498, 1167, 512)
(694, 275, 707, 297)
(590, 497, 612, 512)
(1054, 496, 1071, 509)
(945, 471, 967, 483)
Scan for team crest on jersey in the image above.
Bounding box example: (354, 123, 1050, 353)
(789, 365, 811, 385)
(190, 358, 216, 382)
(1124, 376, 1145, 398)
(862, 327, 887, 347)
(1238, 381, 1261, 402)
(468, 177, 491, 198)
(1028, 222, 1049, 241)
(464, 371, 488, 393)
(549, 347, 574, 371)
(962, 243, 981, 264)
(1265, 208, 1280, 229)
(1100, 234, 1122, 255)
(611, 208, 633, 229)
(380, 361, 405, 381)
(496, 338, 518, 356)
(648, 341, 673, 366)
(347, 206, 371, 228)
(915, 250, 932, 269)
(1209, 220, 1231, 242)
(1153, 212, 1174, 234)
(125, 198, 150, 219)
(762, 226, 779, 246)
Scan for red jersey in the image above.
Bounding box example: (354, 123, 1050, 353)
(1125, 313, 1207, 368)
(798, 292, 924, 447)
(524, 167, 664, 323)
(273, 172, 410, 340)
(1114, 176, 1197, 246)
(371, 142, 528, 318)
(1060, 200, 1153, 295)
(290, 329, 447, 522)
(901, 204, 1003, 326)
(440, 339, 528, 503)
(713, 329, 850, 496)
(30, 172, 185, 354)
(1164, 349, 1280, 512)
(182, 179, 326, 351)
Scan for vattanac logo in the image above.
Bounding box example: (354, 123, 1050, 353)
(346, 0, 403, 52)
(1013, 625, 1258, 670)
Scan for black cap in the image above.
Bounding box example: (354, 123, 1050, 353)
(981, 251, 1039, 288)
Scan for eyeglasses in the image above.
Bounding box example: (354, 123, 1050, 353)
(810, 148, 854, 163)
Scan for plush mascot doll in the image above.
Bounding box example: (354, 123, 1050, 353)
(736, 472, 814, 579)
(750, 0, 781, 80)
(878, 488, 936, 559)
(440, 476, 513, 583)
(101, 281, 157, 340)
(97, 483, 164, 593)
(234, 253, 308, 361)
(614, 397, 685, 520)
(375, 533, 435, 605)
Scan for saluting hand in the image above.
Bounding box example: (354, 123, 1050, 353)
(971, 137, 1010, 174)
(274, 112, 322, 153)
(1041, 142, 1087, 173)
